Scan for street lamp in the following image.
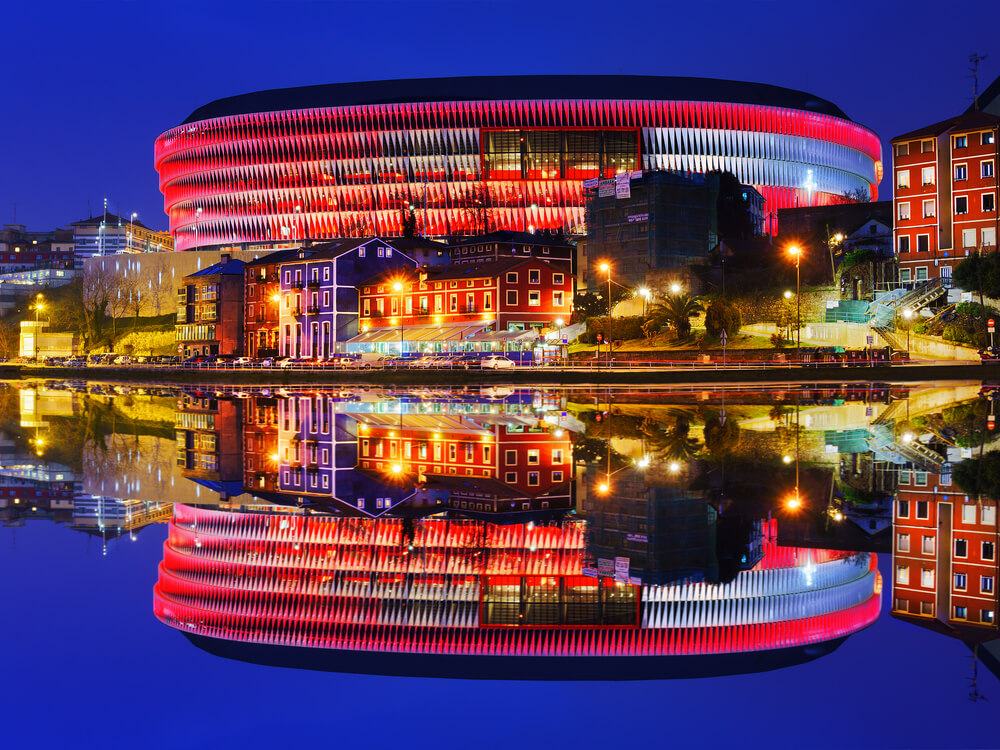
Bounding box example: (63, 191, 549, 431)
(638, 286, 651, 317)
(902, 308, 913, 356)
(599, 262, 611, 366)
(670, 282, 682, 295)
(129, 212, 138, 253)
(393, 281, 404, 356)
(788, 246, 802, 354)
(33, 293, 45, 362)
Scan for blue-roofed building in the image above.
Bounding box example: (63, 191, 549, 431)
(176, 254, 246, 357)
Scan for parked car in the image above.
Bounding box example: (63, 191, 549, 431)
(259, 356, 276, 367)
(480, 355, 517, 370)
(452, 355, 482, 370)
(232, 356, 253, 366)
(182, 355, 208, 366)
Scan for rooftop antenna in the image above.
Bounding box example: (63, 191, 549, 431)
(970, 53, 989, 111)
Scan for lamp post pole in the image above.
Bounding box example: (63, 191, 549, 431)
(394, 281, 404, 358)
(788, 246, 802, 354)
(33, 293, 44, 363)
(600, 262, 612, 367)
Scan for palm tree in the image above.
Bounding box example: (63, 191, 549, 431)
(646, 293, 703, 340)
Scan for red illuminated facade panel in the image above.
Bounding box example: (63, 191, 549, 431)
(891, 470, 999, 635)
(155, 78, 882, 251)
(154, 506, 881, 659)
(892, 113, 999, 285)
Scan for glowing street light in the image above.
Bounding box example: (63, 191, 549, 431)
(670, 282, 682, 295)
(784, 290, 793, 299)
(599, 262, 612, 367)
(788, 246, 802, 353)
(33, 293, 45, 362)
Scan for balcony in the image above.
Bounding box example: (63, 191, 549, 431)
(307, 305, 321, 315)
(308, 279, 322, 288)
(461, 305, 479, 314)
(292, 280, 304, 290)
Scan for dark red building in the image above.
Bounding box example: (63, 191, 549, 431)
(243, 248, 300, 358)
(176, 255, 246, 357)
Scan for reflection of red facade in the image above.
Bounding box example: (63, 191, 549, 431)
(155, 507, 880, 659)
(242, 397, 279, 493)
(892, 472, 998, 634)
(357, 414, 571, 496)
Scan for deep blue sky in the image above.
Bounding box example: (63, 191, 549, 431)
(2, 520, 997, 749)
(2, 0, 998, 232)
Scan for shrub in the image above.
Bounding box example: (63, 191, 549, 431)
(704, 298, 742, 339)
(583, 316, 647, 344)
(770, 333, 789, 348)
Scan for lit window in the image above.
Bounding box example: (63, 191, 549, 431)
(983, 132, 996, 146)
(898, 203, 910, 220)
(528, 290, 540, 306)
(982, 576, 995, 593)
(897, 533, 910, 552)
(954, 606, 967, 619)
(896, 565, 909, 584)
(983, 161, 995, 178)
(921, 166, 935, 185)
(922, 536, 935, 554)
(921, 568, 934, 588)
(955, 164, 967, 181)
(922, 200, 935, 218)
(897, 170, 910, 189)
(955, 572, 967, 589)
(954, 135, 968, 149)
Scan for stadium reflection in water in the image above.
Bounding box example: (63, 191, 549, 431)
(152, 384, 894, 679)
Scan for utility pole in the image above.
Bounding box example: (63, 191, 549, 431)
(970, 53, 989, 111)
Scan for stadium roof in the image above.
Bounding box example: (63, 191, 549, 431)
(182, 75, 853, 125)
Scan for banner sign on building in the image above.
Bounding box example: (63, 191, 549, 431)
(598, 179, 615, 197)
(626, 532, 648, 543)
(626, 213, 649, 223)
(582, 567, 599, 578)
(615, 172, 631, 199)
(614, 556, 630, 582)
(582, 178, 599, 189)
(598, 558, 615, 577)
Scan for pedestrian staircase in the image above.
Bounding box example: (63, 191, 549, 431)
(892, 278, 947, 315)
(872, 325, 906, 352)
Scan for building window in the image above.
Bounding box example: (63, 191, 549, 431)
(922, 199, 935, 218)
(528, 269, 541, 284)
(553, 273, 564, 285)
(506, 290, 517, 306)
(504, 471, 517, 483)
(982, 576, 995, 593)
(528, 290, 540, 306)
(898, 236, 910, 255)
(506, 272, 518, 283)
(922, 536, 935, 554)
(983, 193, 996, 212)
(955, 572, 968, 590)
(916, 500, 929, 519)
(955, 606, 968, 619)
(983, 610, 995, 624)
(898, 500, 910, 518)
(955, 164, 967, 181)
(896, 565, 909, 585)
(921, 569, 934, 588)
(898, 203, 910, 220)
(323, 291, 330, 306)
(505, 449, 516, 465)
(963, 228, 977, 248)
(983, 505, 996, 524)
(984, 541, 996, 560)
(915, 266, 929, 281)
(553, 291, 564, 307)
(449, 295, 457, 312)
(897, 170, 910, 189)
(917, 235, 930, 253)
(983, 228, 997, 247)
(922, 140, 934, 154)
(895, 143, 909, 157)
(484, 292, 492, 310)
(899, 268, 912, 283)
(983, 161, 995, 179)
(983, 132, 996, 146)
(954, 135, 968, 149)
(528, 471, 539, 486)
(921, 166, 935, 185)
(955, 538, 968, 557)
(956, 196, 968, 214)
(962, 504, 977, 524)
(358, 247, 365, 257)
(897, 533, 910, 552)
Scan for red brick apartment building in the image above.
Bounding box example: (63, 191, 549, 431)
(356, 258, 572, 352)
(892, 112, 999, 286)
(891, 467, 998, 638)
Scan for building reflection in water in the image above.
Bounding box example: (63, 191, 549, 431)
(8, 380, 999, 680)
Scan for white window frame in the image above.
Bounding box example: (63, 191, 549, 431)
(898, 202, 910, 221)
(896, 170, 910, 189)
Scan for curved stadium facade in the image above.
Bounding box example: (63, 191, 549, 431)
(154, 505, 881, 679)
(155, 76, 883, 251)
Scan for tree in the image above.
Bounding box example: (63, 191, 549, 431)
(0, 319, 18, 359)
(81, 265, 113, 346)
(704, 298, 742, 339)
(953, 452, 1000, 500)
(460, 181, 496, 235)
(839, 187, 872, 204)
(574, 286, 631, 322)
(400, 207, 418, 238)
(647, 293, 703, 340)
(954, 251, 1000, 299)
(703, 412, 740, 457)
